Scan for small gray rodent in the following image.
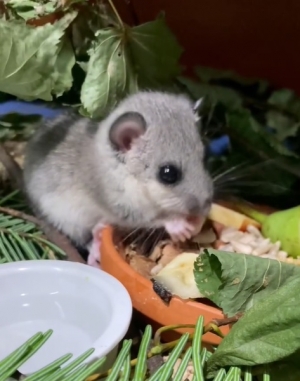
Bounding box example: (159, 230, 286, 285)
(23, 91, 213, 266)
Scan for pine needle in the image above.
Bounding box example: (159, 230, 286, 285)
(0, 211, 67, 262)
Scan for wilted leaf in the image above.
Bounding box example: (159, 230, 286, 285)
(80, 14, 181, 118)
(206, 275, 300, 380)
(0, 11, 77, 100)
(129, 14, 183, 87)
(177, 76, 242, 109)
(80, 27, 137, 118)
(194, 249, 300, 316)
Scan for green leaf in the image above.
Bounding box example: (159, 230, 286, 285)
(129, 14, 183, 87)
(206, 275, 300, 380)
(268, 88, 300, 118)
(177, 76, 242, 110)
(52, 37, 76, 97)
(266, 88, 300, 141)
(0, 11, 77, 101)
(195, 66, 269, 94)
(0, 113, 40, 141)
(194, 249, 300, 317)
(266, 110, 300, 142)
(5, 0, 57, 21)
(226, 108, 298, 158)
(80, 27, 137, 119)
(80, 14, 182, 118)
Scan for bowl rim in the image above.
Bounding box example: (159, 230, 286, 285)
(0, 260, 133, 362)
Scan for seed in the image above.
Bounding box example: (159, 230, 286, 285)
(238, 233, 255, 244)
(220, 230, 244, 243)
(277, 250, 288, 260)
(266, 246, 279, 258)
(231, 240, 253, 254)
(150, 263, 163, 276)
(247, 225, 262, 237)
(252, 242, 273, 256)
(219, 244, 234, 252)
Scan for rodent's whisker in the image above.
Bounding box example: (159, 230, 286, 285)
(121, 227, 140, 244)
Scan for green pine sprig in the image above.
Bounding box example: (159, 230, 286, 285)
(0, 317, 272, 381)
(0, 191, 67, 263)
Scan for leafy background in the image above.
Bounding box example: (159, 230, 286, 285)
(1, 1, 300, 380)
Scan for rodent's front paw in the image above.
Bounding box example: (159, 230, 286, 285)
(87, 222, 106, 268)
(164, 219, 196, 242)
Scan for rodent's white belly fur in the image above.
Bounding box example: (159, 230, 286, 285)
(39, 192, 102, 245)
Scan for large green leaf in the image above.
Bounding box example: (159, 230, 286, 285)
(194, 249, 300, 316)
(80, 27, 137, 119)
(129, 14, 183, 88)
(80, 15, 182, 118)
(0, 11, 76, 100)
(206, 275, 300, 381)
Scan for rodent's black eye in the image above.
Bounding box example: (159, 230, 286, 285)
(158, 164, 182, 185)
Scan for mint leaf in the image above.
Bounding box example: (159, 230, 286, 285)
(206, 275, 300, 380)
(194, 249, 300, 317)
(0, 12, 77, 101)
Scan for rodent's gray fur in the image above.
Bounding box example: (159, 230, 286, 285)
(23, 91, 213, 248)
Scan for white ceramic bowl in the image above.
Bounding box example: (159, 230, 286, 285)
(0, 260, 132, 375)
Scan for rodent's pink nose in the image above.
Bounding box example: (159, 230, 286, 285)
(186, 196, 201, 215)
(186, 196, 212, 216)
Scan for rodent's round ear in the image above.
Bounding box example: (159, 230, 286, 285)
(109, 112, 147, 152)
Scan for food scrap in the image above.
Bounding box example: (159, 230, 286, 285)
(121, 205, 300, 302)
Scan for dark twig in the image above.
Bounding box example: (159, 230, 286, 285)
(211, 313, 243, 327)
(0, 206, 40, 225)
